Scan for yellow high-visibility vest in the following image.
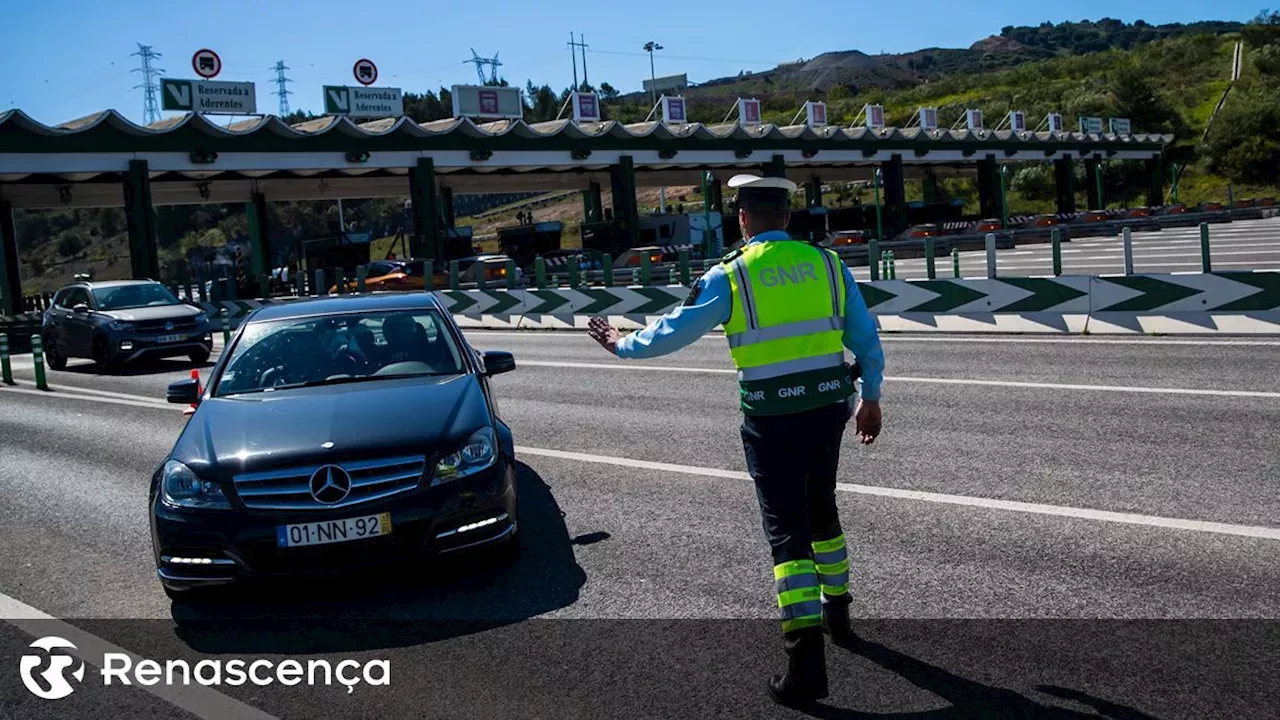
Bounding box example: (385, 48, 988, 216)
(723, 239, 853, 415)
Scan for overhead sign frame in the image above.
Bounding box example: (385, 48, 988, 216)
(572, 91, 600, 123)
(1109, 118, 1132, 135)
(1079, 116, 1104, 134)
(161, 78, 257, 115)
(966, 109, 984, 132)
(323, 85, 404, 118)
(919, 107, 938, 131)
(738, 98, 761, 126)
(1009, 110, 1026, 133)
(353, 59, 378, 87)
(451, 84, 524, 120)
(1046, 113, 1064, 135)
(806, 101, 828, 128)
(661, 95, 687, 124)
(865, 103, 885, 129)
(191, 49, 221, 79)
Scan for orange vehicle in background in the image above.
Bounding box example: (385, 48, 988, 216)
(330, 259, 444, 293)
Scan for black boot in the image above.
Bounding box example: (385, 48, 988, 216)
(768, 627, 829, 707)
(822, 594, 858, 649)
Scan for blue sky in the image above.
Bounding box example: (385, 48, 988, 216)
(1, 0, 1264, 124)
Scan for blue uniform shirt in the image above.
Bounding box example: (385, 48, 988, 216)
(614, 230, 886, 401)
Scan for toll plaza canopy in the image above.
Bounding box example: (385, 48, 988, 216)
(0, 108, 1171, 314)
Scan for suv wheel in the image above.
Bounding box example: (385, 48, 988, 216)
(43, 335, 68, 370)
(189, 348, 211, 365)
(92, 335, 115, 372)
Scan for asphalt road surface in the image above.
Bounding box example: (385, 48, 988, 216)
(850, 216, 1280, 281)
(1, 332, 1278, 719)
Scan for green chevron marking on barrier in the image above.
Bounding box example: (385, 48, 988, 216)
(444, 291, 478, 314)
(632, 287, 682, 315)
(1215, 272, 1280, 311)
(1099, 277, 1201, 312)
(909, 281, 988, 313)
(857, 283, 896, 310)
(998, 278, 1089, 312)
(579, 288, 623, 315)
(236, 300, 256, 316)
(485, 291, 522, 315)
(526, 290, 570, 315)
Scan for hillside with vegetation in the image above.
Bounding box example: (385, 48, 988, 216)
(12, 15, 1280, 295)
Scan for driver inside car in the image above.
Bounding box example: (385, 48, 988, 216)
(380, 314, 425, 365)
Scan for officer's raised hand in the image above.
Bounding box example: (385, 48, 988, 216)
(855, 398, 882, 445)
(588, 316, 621, 355)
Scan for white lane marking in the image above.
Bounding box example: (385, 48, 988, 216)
(512, 360, 1280, 398)
(514, 446, 1280, 541)
(0, 592, 277, 719)
(12, 378, 172, 404)
(0, 385, 185, 411)
(465, 331, 1280, 347)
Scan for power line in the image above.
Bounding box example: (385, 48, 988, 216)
(272, 61, 293, 116)
(568, 33, 590, 89)
(465, 49, 502, 85)
(130, 44, 164, 125)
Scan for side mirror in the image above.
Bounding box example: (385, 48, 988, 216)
(482, 350, 516, 377)
(166, 378, 201, 405)
(72, 303, 89, 314)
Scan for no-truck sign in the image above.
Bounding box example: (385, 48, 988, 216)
(353, 59, 378, 86)
(192, 49, 221, 79)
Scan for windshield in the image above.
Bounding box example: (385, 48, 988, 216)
(93, 283, 180, 311)
(214, 309, 466, 397)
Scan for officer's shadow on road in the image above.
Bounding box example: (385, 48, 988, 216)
(800, 637, 1157, 720)
(169, 461, 589, 655)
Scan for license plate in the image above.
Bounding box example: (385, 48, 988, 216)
(276, 513, 392, 548)
(156, 333, 186, 343)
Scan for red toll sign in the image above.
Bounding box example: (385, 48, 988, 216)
(192, 49, 222, 79)
(353, 59, 378, 86)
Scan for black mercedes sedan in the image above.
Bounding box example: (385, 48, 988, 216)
(151, 292, 518, 598)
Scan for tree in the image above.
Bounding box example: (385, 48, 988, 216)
(1203, 78, 1280, 185)
(599, 82, 619, 101)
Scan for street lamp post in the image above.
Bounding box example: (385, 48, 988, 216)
(644, 40, 667, 214)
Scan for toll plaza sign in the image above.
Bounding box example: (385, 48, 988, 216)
(323, 86, 405, 118)
(160, 78, 257, 114)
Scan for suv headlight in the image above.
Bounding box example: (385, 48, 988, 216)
(432, 427, 497, 485)
(107, 320, 133, 332)
(161, 460, 231, 509)
(194, 313, 209, 325)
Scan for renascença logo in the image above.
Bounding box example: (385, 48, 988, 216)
(20, 636, 86, 700)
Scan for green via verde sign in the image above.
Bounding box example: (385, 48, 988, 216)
(160, 78, 258, 114)
(323, 86, 404, 118)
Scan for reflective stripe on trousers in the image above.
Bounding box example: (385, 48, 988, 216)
(812, 534, 850, 597)
(774, 558, 823, 632)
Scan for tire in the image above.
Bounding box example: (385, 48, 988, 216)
(43, 335, 67, 370)
(92, 335, 115, 372)
(189, 348, 211, 365)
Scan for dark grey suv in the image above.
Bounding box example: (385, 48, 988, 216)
(42, 280, 213, 370)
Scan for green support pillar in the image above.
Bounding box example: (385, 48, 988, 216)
(708, 176, 724, 212)
(1084, 157, 1102, 211)
(1053, 158, 1076, 215)
(1145, 156, 1165, 208)
(0, 200, 21, 316)
(922, 171, 939, 205)
(881, 154, 906, 236)
(408, 158, 441, 260)
(439, 186, 456, 229)
(804, 177, 821, 208)
(609, 156, 640, 248)
(977, 156, 1000, 219)
(123, 159, 160, 280)
(762, 154, 787, 179)
(583, 182, 603, 223)
(245, 192, 269, 281)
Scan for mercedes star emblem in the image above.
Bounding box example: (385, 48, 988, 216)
(164, 321, 175, 331)
(309, 465, 352, 504)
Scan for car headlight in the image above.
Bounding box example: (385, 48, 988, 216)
(107, 320, 133, 332)
(194, 313, 208, 325)
(432, 427, 497, 485)
(161, 460, 231, 509)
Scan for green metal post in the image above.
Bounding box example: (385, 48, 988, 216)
(640, 254, 652, 285)
(224, 277, 236, 302)
(506, 260, 517, 290)
(631, 268, 640, 285)
(1095, 161, 1105, 210)
(1170, 164, 1181, 205)
(535, 257, 547, 289)
(220, 308, 230, 347)
(335, 268, 346, 295)
(568, 257, 581, 289)
(952, 248, 961, 278)
(999, 165, 1010, 230)
(925, 238, 936, 279)
(315, 269, 326, 296)
(678, 249, 690, 286)
(477, 263, 488, 290)
(356, 265, 367, 292)
(1228, 185, 1235, 205)
(449, 260, 460, 290)
(1200, 223, 1212, 272)
(1, 333, 12, 385)
(1051, 228, 1063, 276)
(888, 251, 897, 280)
(30, 335, 47, 390)
(873, 168, 883, 243)
(423, 260, 434, 292)
(701, 171, 715, 257)
(668, 267, 678, 285)
(602, 254, 614, 287)
(868, 239, 880, 281)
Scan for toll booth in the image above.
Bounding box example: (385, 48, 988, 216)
(497, 221, 563, 268)
(905, 200, 965, 226)
(787, 208, 830, 243)
(580, 221, 632, 259)
(442, 226, 477, 261)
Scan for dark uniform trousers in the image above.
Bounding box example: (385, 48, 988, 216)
(741, 398, 853, 570)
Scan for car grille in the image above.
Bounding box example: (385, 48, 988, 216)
(135, 317, 200, 334)
(233, 455, 426, 511)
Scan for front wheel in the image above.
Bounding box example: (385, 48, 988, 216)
(91, 335, 116, 373)
(43, 335, 68, 370)
(189, 347, 211, 365)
